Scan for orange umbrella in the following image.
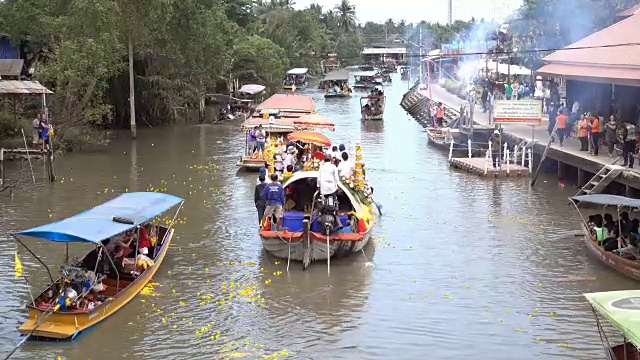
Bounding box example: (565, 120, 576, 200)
(287, 130, 331, 147)
(293, 113, 335, 131)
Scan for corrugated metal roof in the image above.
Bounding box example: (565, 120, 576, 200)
(542, 13, 640, 69)
(362, 48, 407, 55)
(0, 59, 23, 76)
(536, 63, 640, 87)
(0, 80, 53, 94)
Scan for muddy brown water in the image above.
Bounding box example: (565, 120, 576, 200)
(0, 75, 635, 360)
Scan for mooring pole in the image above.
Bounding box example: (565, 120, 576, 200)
(530, 120, 559, 187)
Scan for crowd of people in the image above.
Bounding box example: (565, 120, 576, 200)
(361, 88, 385, 118)
(589, 212, 640, 259)
(282, 74, 307, 87)
(254, 142, 358, 229)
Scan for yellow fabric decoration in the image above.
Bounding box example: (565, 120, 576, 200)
(14, 251, 23, 278)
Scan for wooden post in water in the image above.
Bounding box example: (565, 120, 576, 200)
(46, 150, 55, 182)
(128, 37, 137, 140)
(0, 148, 4, 186)
(531, 120, 559, 187)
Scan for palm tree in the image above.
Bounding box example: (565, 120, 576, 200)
(334, 0, 357, 33)
(384, 18, 395, 42)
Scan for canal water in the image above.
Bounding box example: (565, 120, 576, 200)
(0, 75, 636, 360)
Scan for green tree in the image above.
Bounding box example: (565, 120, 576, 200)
(232, 35, 289, 90)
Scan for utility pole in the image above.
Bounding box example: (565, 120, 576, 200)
(419, 27, 423, 84)
(128, 37, 137, 139)
(448, 0, 453, 24)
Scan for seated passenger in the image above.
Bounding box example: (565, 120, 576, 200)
(614, 233, 640, 260)
(138, 225, 153, 257)
(283, 165, 293, 177)
(590, 215, 606, 243)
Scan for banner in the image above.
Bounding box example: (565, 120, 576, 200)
(493, 100, 543, 124)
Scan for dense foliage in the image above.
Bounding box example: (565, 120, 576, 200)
(0, 0, 488, 149)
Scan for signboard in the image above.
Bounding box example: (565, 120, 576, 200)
(493, 100, 543, 124)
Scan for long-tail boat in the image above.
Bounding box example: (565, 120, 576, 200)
(282, 68, 309, 91)
(259, 143, 376, 270)
(14, 192, 184, 340)
(570, 194, 640, 281)
(585, 290, 640, 359)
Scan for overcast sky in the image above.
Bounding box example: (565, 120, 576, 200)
(293, 0, 523, 24)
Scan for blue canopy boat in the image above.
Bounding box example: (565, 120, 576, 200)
(14, 192, 184, 340)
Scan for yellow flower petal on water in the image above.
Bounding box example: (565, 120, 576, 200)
(179, 301, 185, 305)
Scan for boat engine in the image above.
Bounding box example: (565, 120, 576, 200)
(314, 194, 340, 235)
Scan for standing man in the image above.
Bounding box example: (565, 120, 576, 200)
(318, 153, 342, 228)
(490, 130, 501, 169)
(556, 109, 567, 147)
(591, 114, 601, 156)
(261, 173, 284, 230)
(606, 115, 618, 157)
(621, 120, 636, 168)
(481, 87, 489, 113)
(436, 102, 445, 127)
(32, 112, 42, 147)
(254, 174, 267, 225)
(505, 82, 513, 100)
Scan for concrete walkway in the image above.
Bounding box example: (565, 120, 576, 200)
(426, 84, 625, 170)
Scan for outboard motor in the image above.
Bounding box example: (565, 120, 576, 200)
(314, 193, 340, 235)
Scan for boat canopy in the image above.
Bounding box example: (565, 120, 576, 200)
(283, 171, 364, 214)
(353, 71, 378, 77)
(255, 94, 315, 113)
(322, 70, 349, 81)
(585, 290, 640, 348)
(570, 194, 640, 208)
(16, 192, 184, 243)
(287, 68, 309, 75)
(238, 84, 265, 95)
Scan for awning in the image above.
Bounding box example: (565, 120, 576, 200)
(238, 84, 265, 95)
(16, 192, 184, 243)
(322, 70, 349, 81)
(293, 113, 335, 131)
(255, 94, 315, 113)
(585, 290, 640, 348)
(287, 68, 308, 75)
(536, 63, 640, 87)
(570, 194, 640, 208)
(0, 80, 53, 94)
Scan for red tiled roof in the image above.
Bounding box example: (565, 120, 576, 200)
(541, 13, 640, 71)
(536, 63, 640, 86)
(617, 4, 640, 17)
(255, 94, 315, 112)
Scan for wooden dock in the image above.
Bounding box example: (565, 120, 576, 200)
(449, 157, 531, 177)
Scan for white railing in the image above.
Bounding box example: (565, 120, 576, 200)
(483, 140, 533, 175)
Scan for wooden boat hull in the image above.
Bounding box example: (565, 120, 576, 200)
(259, 229, 372, 262)
(283, 84, 307, 90)
(236, 156, 266, 170)
(18, 228, 175, 340)
(324, 93, 350, 98)
(582, 224, 640, 281)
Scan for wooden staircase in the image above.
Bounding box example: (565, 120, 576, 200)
(575, 165, 625, 196)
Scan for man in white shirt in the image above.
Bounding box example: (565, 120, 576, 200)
(284, 146, 296, 170)
(317, 153, 342, 228)
(318, 153, 340, 196)
(337, 152, 354, 178)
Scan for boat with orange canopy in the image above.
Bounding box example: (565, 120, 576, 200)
(287, 130, 331, 147)
(237, 93, 316, 170)
(259, 143, 376, 270)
